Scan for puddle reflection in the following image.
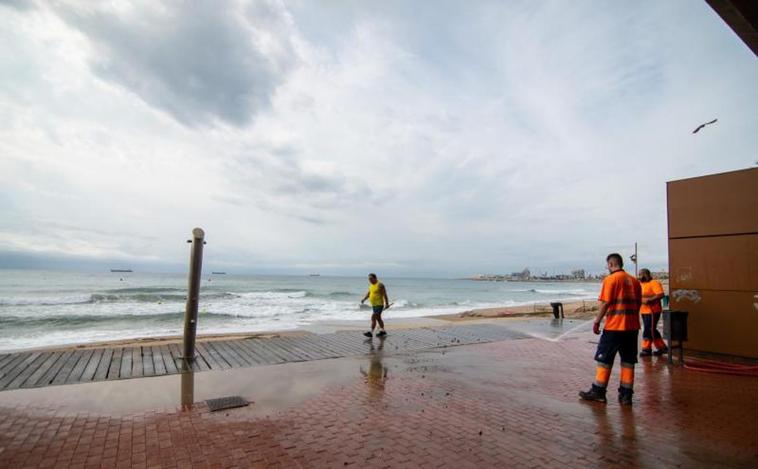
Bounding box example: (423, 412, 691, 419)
(179, 359, 195, 411)
(589, 405, 641, 467)
(361, 335, 388, 401)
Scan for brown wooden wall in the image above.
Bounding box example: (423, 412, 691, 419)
(667, 167, 758, 358)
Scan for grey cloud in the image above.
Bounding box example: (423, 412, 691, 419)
(0, 0, 35, 11)
(216, 145, 373, 223)
(55, 1, 296, 127)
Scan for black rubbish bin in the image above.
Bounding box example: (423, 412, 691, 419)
(550, 302, 564, 319)
(663, 310, 688, 365)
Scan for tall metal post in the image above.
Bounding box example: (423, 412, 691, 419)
(182, 227, 205, 360)
(634, 242, 638, 276)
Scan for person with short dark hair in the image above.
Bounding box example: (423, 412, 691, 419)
(579, 253, 642, 406)
(361, 273, 389, 337)
(638, 268, 668, 356)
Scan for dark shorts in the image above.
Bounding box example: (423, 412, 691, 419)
(372, 305, 384, 315)
(594, 330, 638, 366)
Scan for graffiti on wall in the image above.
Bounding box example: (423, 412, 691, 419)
(671, 289, 702, 304)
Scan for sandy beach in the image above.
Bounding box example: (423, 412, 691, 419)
(12, 298, 599, 354)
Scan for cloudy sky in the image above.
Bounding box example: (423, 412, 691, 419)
(1, 0, 757, 277)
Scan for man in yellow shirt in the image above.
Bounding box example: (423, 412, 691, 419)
(361, 273, 390, 338)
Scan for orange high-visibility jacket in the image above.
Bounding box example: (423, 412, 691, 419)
(599, 270, 642, 331)
(640, 279, 664, 315)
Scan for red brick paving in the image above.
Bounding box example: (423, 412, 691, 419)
(1, 333, 757, 468)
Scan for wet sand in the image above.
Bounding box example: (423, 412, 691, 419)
(431, 298, 599, 321)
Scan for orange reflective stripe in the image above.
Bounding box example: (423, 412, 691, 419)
(605, 298, 642, 306)
(594, 365, 611, 387)
(606, 309, 640, 316)
(620, 366, 634, 389)
(641, 339, 652, 349)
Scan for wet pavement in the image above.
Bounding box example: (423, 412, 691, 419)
(1, 321, 757, 468)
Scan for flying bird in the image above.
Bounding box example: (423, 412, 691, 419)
(692, 118, 717, 134)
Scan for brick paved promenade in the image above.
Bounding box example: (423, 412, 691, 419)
(1, 324, 756, 468)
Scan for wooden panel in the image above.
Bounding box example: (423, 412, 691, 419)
(151, 346, 166, 375)
(213, 341, 246, 367)
(224, 340, 258, 366)
(131, 346, 143, 378)
(66, 349, 95, 384)
(0, 353, 40, 389)
(670, 289, 758, 358)
(160, 345, 178, 374)
(192, 343, 219, 370)
(119, 347, 133, 379)
(23, 353, 63, 388)
(80, 348, 104, 382)
(275, 337, 321, 360)
(260, 338, 304, 363)
(40, 351, 73, 386)
(198, 342, 230, 369)
(296, 335, 343, 358)
(142, 347, 154, 376)
(251, 339, 288, 363)
(106, 348, 123, 380)
(232, 340, 268, 365)
(94, 349, 113, 381)
(52, 350, 84, 385)
(6, 353, 50, 389)
(669, 235, 758, 291)
(668, 168, 758, 238)
(0, 353, 31, 381)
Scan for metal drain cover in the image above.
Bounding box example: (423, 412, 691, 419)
(205, 396, 249, 412)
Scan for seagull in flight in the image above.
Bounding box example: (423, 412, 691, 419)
(692, 118, 717, 134)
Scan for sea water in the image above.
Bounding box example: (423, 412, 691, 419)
(0, 269, 599, 351)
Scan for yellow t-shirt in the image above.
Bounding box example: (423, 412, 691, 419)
(368, 282, 384, 306)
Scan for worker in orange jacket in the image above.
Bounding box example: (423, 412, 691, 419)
(580, 253, 642, 406)
(638, 268, 668, 356)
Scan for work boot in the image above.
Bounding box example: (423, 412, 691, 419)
(639, 349, 653, 357)
(653, 347, 669, 356)
(618, 389, 633, 407)
(579, 385, 607, 404)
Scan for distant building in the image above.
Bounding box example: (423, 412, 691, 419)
(510, 268, 531, 280)
(571, 269, 586, 279)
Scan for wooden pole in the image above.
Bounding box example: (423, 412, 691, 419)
(182, 227, 205, 360)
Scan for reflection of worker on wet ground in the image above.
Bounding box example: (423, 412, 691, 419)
(638, 268, 668, 357)
(361, 335, 388, 400)
(580, 253, 642, 406)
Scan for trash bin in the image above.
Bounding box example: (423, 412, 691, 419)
(663, 310, 688, 365)
(663, 310, 688, 341)
(550, 302, 564, 319)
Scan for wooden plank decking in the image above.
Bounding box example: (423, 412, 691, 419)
(0, 324, 527, 392)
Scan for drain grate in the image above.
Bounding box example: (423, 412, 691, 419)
(205, 396, 249, 412)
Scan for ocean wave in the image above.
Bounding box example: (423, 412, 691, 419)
(326, 291, 353, 298)
(532, 288, 589, 295)
(236, 290, 308, 300)
(0, 310, 275, 327)
(103, 286, 185, 294)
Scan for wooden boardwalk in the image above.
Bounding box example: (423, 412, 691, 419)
(0, 324, 527, 392)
